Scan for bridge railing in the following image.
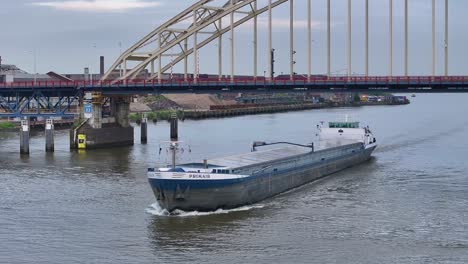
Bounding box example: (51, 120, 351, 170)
(1, 75, 467, 89)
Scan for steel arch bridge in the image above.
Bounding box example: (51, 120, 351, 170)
(103, 0, 300, 83)
(2, 0, 466, 118)
(102, 0, 452, 84)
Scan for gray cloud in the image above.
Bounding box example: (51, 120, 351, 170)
(32, 0, 162, 12)
(1, 0, 466, 76)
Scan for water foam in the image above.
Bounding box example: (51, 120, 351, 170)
(145, 202, 264, 217)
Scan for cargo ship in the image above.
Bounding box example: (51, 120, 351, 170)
(148, 120, 377, 212)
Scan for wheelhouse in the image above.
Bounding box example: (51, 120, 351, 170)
(328, 122, 360, 129)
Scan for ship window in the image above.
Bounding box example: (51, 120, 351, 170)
(212, 169, 216, 173)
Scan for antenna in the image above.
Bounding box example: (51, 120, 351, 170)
(158, 140, 187, 169)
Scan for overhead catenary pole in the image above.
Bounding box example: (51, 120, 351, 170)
(327, 0, 331, 77)
(405, 0, 408, 77)
(365, 0, 369, 76)
(218, 19, 223, 80)
(268, 0, 273, 81)
(432, 0, 435, 78)
(253, 1, 258, 80)
(230, 0, 235, 83)
(307, 0, 312, 81)
(445, 0, 449, 76)
(290, 0, 294, 80)
(389, 0, 393, 77)
(348, 0, 352, 78)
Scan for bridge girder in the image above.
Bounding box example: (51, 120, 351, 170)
(0, 91, 80, 118)
(102, 0, 289, 82)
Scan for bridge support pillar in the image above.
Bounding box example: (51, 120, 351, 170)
(45, 119, 54, 152)
(170, 113, 178, 141)
(70, 96, 134, 150)
(141, 117, 148, 144)
(114, 98, 130, 127)
(20, 120, 30, 155)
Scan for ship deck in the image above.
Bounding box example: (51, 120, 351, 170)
(204, 139, 359, 170)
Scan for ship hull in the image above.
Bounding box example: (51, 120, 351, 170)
(149, 145, 376, 212)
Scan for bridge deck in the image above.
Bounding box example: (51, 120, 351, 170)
(1, 76, 468, 95)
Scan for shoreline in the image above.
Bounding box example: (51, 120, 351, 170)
(133, 101, 410, 121)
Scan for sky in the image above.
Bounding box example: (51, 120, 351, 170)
(0, 0, 467, 76)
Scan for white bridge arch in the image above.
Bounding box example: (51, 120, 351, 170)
(102, 0, 450, 83)
(102, 0, 304, 82)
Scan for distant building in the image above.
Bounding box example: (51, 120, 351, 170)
(0, 64, 52, 83)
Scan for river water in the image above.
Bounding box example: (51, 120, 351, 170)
(1, 94, 467, 264)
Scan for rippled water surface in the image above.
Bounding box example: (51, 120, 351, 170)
(1, 94, 467, 263)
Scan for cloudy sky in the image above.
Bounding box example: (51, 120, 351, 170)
(1, 0, 467, 76)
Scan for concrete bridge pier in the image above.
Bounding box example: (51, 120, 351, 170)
(45, 119, 54, 152)
(70, 95, 134, 150)
(141, 116, 148, 144)
(20, 120, 30, 155)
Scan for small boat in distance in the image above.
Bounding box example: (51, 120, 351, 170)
(148, 120, 377, 212)
(411, 94, 416, 98)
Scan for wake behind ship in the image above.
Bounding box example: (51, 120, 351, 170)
(148, 121, 377, 212)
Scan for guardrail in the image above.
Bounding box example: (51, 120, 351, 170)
(1, 76, 467, 89)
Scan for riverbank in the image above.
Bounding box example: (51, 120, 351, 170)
(0, 121, 16, 132)
(130, 100, 409, 122)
